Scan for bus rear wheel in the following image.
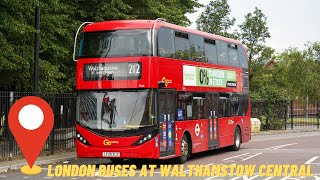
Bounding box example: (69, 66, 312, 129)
(175, 134, 189, 164)
(110, 158, 124, 164)
(229, 126, 241, 151)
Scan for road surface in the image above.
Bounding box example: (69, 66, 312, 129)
(1, 131, 320, 180)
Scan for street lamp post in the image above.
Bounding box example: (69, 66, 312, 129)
(34, 5, 40, 93)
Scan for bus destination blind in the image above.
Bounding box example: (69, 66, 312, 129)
(83, 62, 142, 81)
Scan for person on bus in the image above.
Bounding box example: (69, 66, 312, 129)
(102, 95, 116, 128)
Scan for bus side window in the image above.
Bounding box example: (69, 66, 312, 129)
(141, 91, 154, 125)
(159, 92, 166, 122)
(192, 94, 205, 119)
(230, 93, 240, 116)
(239, 92, 249, 116)
(189, 34, 205, 62)
(218, 94, 230, 117)
(204, 38, 218, 64)
(177, 92, 206, 120)
(228, 44, 240, 67)
(178, 92, 193, 120)
(239, 46, 248, 69)
(174, 31, 190, 60)
(158, 28, 174, 58)
(217, 40, 229, 66)
(243, 93, 249, 115)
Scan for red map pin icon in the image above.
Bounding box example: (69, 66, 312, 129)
(8, 96, 54, 170)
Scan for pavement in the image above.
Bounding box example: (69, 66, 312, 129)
(0, 151, 76, 173)
(0, 129, 320, 176)
(251, 128, 320, 136)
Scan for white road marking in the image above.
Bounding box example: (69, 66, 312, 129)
(229, 177, 241, 180)
(263, 178, 274, 180)
(252, 133, 320, 142)
(244, 175, 262, 180)
(204, 176, 225, 180)
(305, 156, 320, 165)
(241, 153, 263, 161)
(265, 143, 298, 150)
(222, 153, 262, 162)
(222, 153, 250, 161)
(245, 149, 302, 151)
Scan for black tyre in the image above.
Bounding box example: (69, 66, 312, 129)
(175, 134, 189, 164)
(110, 158, 124, 164)
(229, 126, 241, 151)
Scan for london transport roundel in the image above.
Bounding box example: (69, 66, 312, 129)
(195, 123, 200, 136)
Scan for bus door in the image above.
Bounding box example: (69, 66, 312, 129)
(158, 89, 176, 157)
(207, 93, 219, 148)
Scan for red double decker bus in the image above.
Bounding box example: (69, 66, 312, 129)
(75, 19, 251, 164)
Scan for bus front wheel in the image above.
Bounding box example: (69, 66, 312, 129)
(175, 134, 189, 164)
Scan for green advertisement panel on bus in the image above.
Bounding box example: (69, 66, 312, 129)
(183, 65, 237, 88)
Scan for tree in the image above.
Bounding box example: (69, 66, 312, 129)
(305, 41, 320, 61)
(67, 0, 202, 26)
(239, 7, 271, 66)
(278, 45, 320, 100)
(0, 0, 76, 92)
(250, 42, 320, 101)
(249, 61, 289, 101)
(196, 0, 235, 37)
(256, 46, 276, 64)
(0, 0, 202, 92)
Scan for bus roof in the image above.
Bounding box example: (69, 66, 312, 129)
(83, 20, 242, 45)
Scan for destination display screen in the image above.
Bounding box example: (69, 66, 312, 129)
(83, 63, 142, 81)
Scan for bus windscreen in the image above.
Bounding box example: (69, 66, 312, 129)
(78, 29, 152, 58)
(77, 90, 155, 132)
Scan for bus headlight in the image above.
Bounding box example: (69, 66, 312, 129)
(76, 131, 91, 146)
(132, 129, 158, 146)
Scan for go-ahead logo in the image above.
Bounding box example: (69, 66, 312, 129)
(161, 77, 172, 87)
(103, 139, 119, 146)
(103, 139, 112, 146)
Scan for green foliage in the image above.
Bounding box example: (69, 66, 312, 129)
(0, 0, 201, 92)
(196, 0, 235, 37)
(249, 64, 289, 101)
(251, 100, 288, 130)
(67, 0, 202, 26)
(0, 0, 76, 92)
(305, 41, 320, 61)
(256, 46, 276, 64)
(251, 43, 320, 101)
(239, 7, 271, 65)
(236, 7, 278, 101)
(0, 0, 36, 91)
(277, 46, 320, 100)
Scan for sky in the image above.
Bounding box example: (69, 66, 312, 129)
(186, 0, 320, 52)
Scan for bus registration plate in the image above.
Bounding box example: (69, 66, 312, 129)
(102, 152, 120, 157)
